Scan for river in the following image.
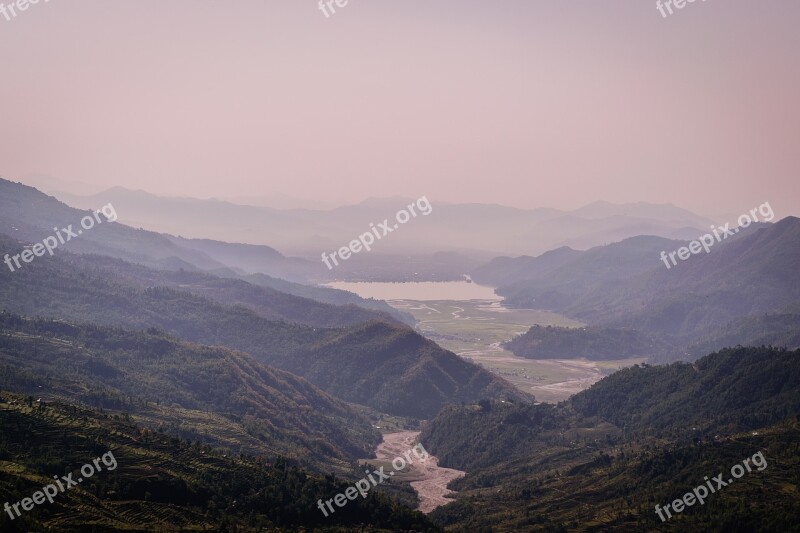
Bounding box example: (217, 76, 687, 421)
(374, 430, 464, 513)
(327, 280, 627, 403)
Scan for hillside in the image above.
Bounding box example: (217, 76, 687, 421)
(419, 347, 800, 531)
(242, 272, 415, 325)
(0, 313, 379, 468)
(482, 219, 800, 358)
(278, 321, 530, 419)
(0, 178, 415, 323)
(0, 234, 522, 419)
(470, 246, 581, 287)
(57, 186, 711, 257)
(165, 235, 325, 283)
(569, 346, 800, 438)
(503, 325, 669, 360)
(489, 235, 688, 308)
(0, 178, 226, 272)
(430, 420, 800, 531)
(0, 391, 438, 532)
(682, 311, 800, 362)
(57, 252, 405, 329)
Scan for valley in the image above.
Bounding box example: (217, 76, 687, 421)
(334, 281, 645, 403)
(371, 430, 465, 514)
(3, 4, 799, 530)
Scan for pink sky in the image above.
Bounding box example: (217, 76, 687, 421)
(1, 0, 798, 216)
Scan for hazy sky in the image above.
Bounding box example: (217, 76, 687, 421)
(1, 0, 798, 216)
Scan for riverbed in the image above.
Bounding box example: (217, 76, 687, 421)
(374, 430, 464, 513)
(326, 281, 641, 403)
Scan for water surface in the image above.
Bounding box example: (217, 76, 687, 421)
(325, 280, 500, 301)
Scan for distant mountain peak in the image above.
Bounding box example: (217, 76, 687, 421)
(357, 195, 418, 207)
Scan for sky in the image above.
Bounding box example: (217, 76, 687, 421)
(1, 0, 799, 217)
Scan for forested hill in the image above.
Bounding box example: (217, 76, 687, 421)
(419, 347, 800, 531)
(0, 313, 379, 468)
(283, 320, 530, 418)
(65, 251, 407, 329)
(0, 178, 413, 324)
(0, 233, 523, 418)
(423, 347, 800, 470)
(503, 325, 669, 360)
(0, 391, 438, 532)
(569, 346, 800, 436)
(477, 219, 800, 361)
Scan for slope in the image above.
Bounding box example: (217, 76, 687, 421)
(0, 391, 438, 532)
(0, 313, 379, 467)
(420, 347, 800, 531)
(0, 234, 523, 419)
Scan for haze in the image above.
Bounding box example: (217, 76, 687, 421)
(1, 0, 798, 217)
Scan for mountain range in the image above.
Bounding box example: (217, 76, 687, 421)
(421, 346, 800, 531)
(475, 218, 800, 361)
(2, 177, 799, 530)
(52, 184, 712, 261)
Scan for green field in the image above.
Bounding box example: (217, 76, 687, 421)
(391, 299, 643, 403)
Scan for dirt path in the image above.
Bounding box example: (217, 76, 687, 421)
(375, 430, 465, 514)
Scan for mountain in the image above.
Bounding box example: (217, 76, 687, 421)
(483, 219, 800, 358)
(577, 217, 800, 341)
(269, 320, 529, 418)
(571, 200, 709, 224)
(52, 184, 712, 259)
(423, 348, 800, 467)
(242, 272, 415, 325)
(0, 390, 437, 532)
(0, 233, 524, 418)
(682, 310, 800, 362)
(48, 252, 406, 329)
(419, 347, 800, 531)
(0, 313, 379, 468)
(165, 235, 325, 283)
(0, 178, 416, 324)
(0, 179, 227, 272)
(470, 246, 581, 287)
(490, 235, 684, 308)
(0, 178, 334, 283)
(503, 325, 669, 360)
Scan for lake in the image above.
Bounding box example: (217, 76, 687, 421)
(324, 280, 501, 301)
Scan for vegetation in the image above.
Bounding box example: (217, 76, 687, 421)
(504, 325, 669, 360)
(682, 310, 800, 361)
(480, 220, 800, 362)
(289, 321, 530, 418)
(72, 252, 408, 329)
(570, 346, 800, 438)
(420, 347, 800, 531)
(242, 272, 415, 325)
(0, 391, 439, 532)
(0, 233, 522, 418)
(0, 313, 379, 469)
